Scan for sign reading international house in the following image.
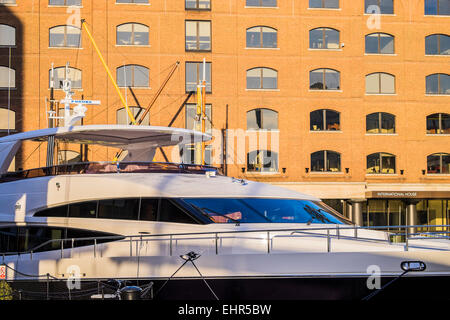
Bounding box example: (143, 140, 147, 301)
(366, 191, 450, 199)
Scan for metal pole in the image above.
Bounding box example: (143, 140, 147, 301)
(80, 19, 136, 124)
(267, 231, 270, 254)
(215, 233, 218, 255)
(327, 229, 331, 252)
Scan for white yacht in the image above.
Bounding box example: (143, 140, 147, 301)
(1, 123, 450, 300)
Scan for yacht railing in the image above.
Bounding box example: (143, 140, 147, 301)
(0, 161, 220, 183)
(2, 224, 450, 262)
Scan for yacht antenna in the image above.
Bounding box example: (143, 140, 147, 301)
(46, 63, 56, 167)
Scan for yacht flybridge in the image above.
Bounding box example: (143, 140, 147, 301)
(1, 123, 450, 300)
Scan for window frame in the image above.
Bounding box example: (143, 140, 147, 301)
(426, 113, 450, 134)
(365, 72, 396, 94)
(309, 0, 340, 9)
(246, 26, 278, 49)
(310, 109, 341, 132)
(116, 64, 149, 88)
(245, 0, 277, 8)
(116, 22, 149, 46)
(426, 73, 450, 95)
(185, 61, 212, 93)
(0, 24, 16, 47)
(366, 112, 396, 134)
(309, 27, 340, 50)
(185, 0, 211, 10)
(310, 150, 342, 172)
(427, 153, 450, 174)
(247, 150, 279, 173)
(365, 32, 395, 54)
(246, 108, 279, 130)
(246, 67, 278, 90)
(49, 25, 82, 48)
(185, 20, 212, 52)
(309, 68, 341, 91)
(366, 152, 396, 174)
(425, 34, 450, 55)
(364, 0, 394, 15)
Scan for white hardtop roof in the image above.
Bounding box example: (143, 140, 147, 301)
(0, 125, 211, 148)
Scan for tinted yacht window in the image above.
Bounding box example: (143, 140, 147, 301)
(183, 198, 348, 224)
(69, 201, 97, 218)
(98, 199, 139, 220)
(159, 199, 198, 224)
(140, 199, 158, 221)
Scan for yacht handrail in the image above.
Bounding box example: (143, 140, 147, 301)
(0, 161, 220, 183)
(2, 224, 450, 260)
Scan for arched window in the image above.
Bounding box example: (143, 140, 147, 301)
(366, 72, 395, 94)
(247, 109, 278, 130)
(246, 26, 277, 48)
(426, 73, 450, 95)
(0, 24, 15, 46)
(246, 67, 278, 89)
(427, 153, 450, 174)
(366, 112, 395, 134)
(425, 0, 450, 16)
(116, 23, 149, 46)
(0, 108, 15, 131)
(49, 25, 81, 48)
(117, 65, 149, 88)
(247, 150, 278, 172)
(310, 109, 340, 131)
(365, 33, 395, 54)
(0, 66, 15, 88)
(367, 152, 396, 174)
(310, 68, 340, 90)
(365, 0, 394, 14)
(309, 0, 339, 9)
(425, 34, 450, 55)
(117, 107, 149, 125)
(50, 66, 82, 89)
(57, 150, 82, 165)
(309, 28, 340, 49)
(311, 150, 341, 172)
(427, 113, 450, 134)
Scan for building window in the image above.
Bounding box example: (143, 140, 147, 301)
(365, 0, 394, 14)
(117, 65, 149, 88)
(247, 67, 278, 90)
(247, 109, 278, 130)
(366, 72, 395, 94)
(116, 0, 149, 3)
(185, 62, 212, 93)
(185, 0, 210, 10)
(310, 109, 340, 131)
(117, 107, 149, 125)
(0, 24, 15, 46)
(116, 23, 149, 46)
(246, 26, 277, 48)
(310, 68, 340, 90)
(425, 0, 450, 16)
(427, 113, 450, 134)
(365, 33, 395, 54)
(49, 0, 82, 5)
(427, 153, 450, 174)
(366, 112, 396, 134)
(185, 20, 211, 51)
(309, 0, 339, 9)
(50, 66, 82, 89)
(57, 150, 82, 165)
(246, 0, 277, 7)
(183, 104, 212, 165)
(247, 150, 278, 173)
(49, 25, 81, 48)
(311, 150, 341, 172)
(367, 152, 396, 174)
(426, 34, 450, 55)
(0, 66, 15, 88)
(0, 0, 16, 4)
(0, 108, 15, 131)
(185, 103, 212, 134)
(309, 28, 340, 49)
(426, 73, 450, 95)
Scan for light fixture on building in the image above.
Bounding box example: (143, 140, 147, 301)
(345, 168, 349, 174)
(422, 170, 426, 175)
(282, 168, 286, 174)
(305, 168, 309, 173)
(400, 170, 404, 175)
(241, 167, 246, 174)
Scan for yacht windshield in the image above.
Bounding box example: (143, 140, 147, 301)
(182, 198, 349, 224)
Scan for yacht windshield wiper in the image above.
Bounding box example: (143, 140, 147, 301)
(304, 205, 332, 224)
(190, 204, 240, 224)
